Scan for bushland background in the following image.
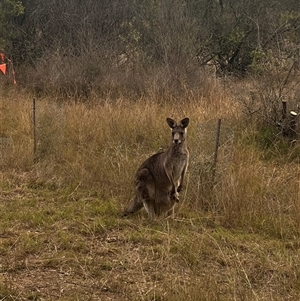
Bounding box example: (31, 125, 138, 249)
(1, 1, 300, 300)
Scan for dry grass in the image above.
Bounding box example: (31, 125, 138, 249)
(1, 81, 300, 300)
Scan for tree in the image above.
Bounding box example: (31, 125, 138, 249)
(0, 0, 24, 50)
(188, 0, 299, 76)
(4, 0, 300, 97)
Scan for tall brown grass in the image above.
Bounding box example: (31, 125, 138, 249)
(1, 79, 300, 239)
(2, 78, 300, 300)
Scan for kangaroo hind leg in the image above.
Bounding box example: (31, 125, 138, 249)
(136, 168, 156, 219)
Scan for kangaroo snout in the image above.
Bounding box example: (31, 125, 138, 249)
(172, 132, 181, 144)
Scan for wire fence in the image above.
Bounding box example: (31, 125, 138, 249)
(33, 100, 235, 208)
(186, 118, 234, 211)
(0, 137, 10, 163)
(33, 98, 66, 162)
(2, 98, 235, 211)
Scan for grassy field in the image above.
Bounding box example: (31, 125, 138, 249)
(1, 82, 300, 300)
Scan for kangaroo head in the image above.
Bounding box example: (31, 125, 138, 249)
(166, 117, 189, 144)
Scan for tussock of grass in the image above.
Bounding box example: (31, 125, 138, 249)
(1, 81, 300, 299)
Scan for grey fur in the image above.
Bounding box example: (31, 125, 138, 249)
(123, 117, 189, 219)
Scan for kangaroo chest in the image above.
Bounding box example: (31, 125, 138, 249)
(172, 155, 187, 177)
(164, 152, 187, 181)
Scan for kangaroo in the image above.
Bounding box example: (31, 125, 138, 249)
(123, 117, 190, 219)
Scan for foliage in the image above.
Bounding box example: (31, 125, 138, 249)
(0, 0, 24, 49)
(0, 0, 298, 97)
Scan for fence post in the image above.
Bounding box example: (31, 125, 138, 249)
(33, 98, 37, 163)
(212, 118, 221, 181)
(282, 100, 287, 120)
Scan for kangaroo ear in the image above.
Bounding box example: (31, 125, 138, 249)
(180, 118, 189, 128)
(166, 118, 176, 129)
